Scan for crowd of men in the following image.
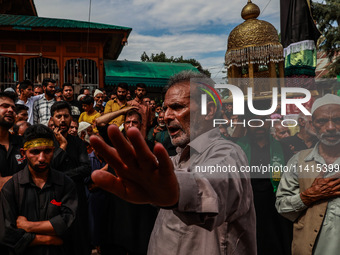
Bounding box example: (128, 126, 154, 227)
(0, 72, 340, 255)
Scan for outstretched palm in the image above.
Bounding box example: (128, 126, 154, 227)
(90, 125, 179, 207)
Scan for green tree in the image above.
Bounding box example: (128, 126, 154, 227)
(312, 0, 340, 77)
(140, 51, 211, 77)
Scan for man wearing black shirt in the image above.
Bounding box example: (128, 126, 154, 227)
(50, 101, 91, 255)
(0, 92, 26, 190)
(0, 124, 77, 255)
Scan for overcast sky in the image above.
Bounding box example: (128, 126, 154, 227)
(34, 0, 280, 81)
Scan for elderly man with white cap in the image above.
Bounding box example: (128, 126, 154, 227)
(93, 89, 104, 113)
(276, 94, 340, 255)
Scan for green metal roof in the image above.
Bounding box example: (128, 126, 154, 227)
(104, 60, 200, 88)
(0, 14, 131, 31)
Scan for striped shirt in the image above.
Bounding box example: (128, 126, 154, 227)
(33, 97, 56, 126)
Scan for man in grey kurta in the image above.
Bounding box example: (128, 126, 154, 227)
(90, 71, 256, 255)
(276, 94, 340, 255)
(147, 127, 256, 254)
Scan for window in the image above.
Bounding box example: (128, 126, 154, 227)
(24, 57, 59, 86)
(0, 56, 18, 91)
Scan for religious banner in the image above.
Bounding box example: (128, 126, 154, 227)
(280, 0, 321, 89)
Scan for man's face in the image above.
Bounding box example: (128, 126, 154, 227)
(82, 104, 93, 112)
(157, 112, 165, 127)
(44, 82, 56, 98)
(68, 120, 79, 136)
(0, 97, 16, 129)
(55, 92, 63, 101)
(126, 90, 132, 100)
(226, 103, 233, 113)
(63, 86, 74, 101)
(34, 87, 43, 96)
(313, 104, 340, 146)
(94, 93, 104, 106)
(24, 146, 54, 173)
(155, 106, 162, 114)
(116, 87, 127, 101)
(150, 100, 156, 110)
(274, 124, 290, 141)
(143, 97, 151, 105)
(84, 89, 90, 96)
(135, 87, 145, 100)
(52, 108, 71, 134)
(163, 83, 192, 148)
(21, 85, 33, 98)
(16, 110, 28, 122)
(124, 114, 142, 131)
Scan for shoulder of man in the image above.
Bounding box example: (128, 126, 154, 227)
(49, 168, 75, 186)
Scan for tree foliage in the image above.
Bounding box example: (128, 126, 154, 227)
(140, 51, 211, 77)
(312, 0, 340, 77)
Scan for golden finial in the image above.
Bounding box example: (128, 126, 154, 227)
(241, 0, 260, 20)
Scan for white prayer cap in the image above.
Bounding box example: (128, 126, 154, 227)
(77, 94, 86, 101)
(93, 89, 103, 97)
(4, 87, 15, 93)
(78, 121, 91, 134)
(311, 94, 340, 114)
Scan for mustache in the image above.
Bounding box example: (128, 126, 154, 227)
(166, 122, 182, 129)
(320, 132, 340, 138)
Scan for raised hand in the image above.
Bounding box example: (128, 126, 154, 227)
(90, 125, 179, 207)
(53, 127, 67, 150)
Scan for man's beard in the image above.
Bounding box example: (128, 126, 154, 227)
(0, 118, 14, 129)
(167, 122, 190, 148)
(136, 93, 143, 100)
(46, 90, 55, 98)
(117, 94, 126, 101)
(317, 131, 340, 146)
(28, 160, 50, 173)
(57, 124, 70, 135)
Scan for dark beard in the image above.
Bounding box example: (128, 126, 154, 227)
(28, 160, 49, 173)
(46, 90, 55, 98)
(117, 94, 126, 101)
(0, 119, 14, 129)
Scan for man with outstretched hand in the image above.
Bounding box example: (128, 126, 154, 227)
(90, 71, 256, 255)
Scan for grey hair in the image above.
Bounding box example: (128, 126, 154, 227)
(165, 70, 207, 91)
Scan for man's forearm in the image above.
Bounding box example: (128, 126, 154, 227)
(21, 220, 56, 235)
(96, 109, 125, 126)
(30, 234, 63, 246)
